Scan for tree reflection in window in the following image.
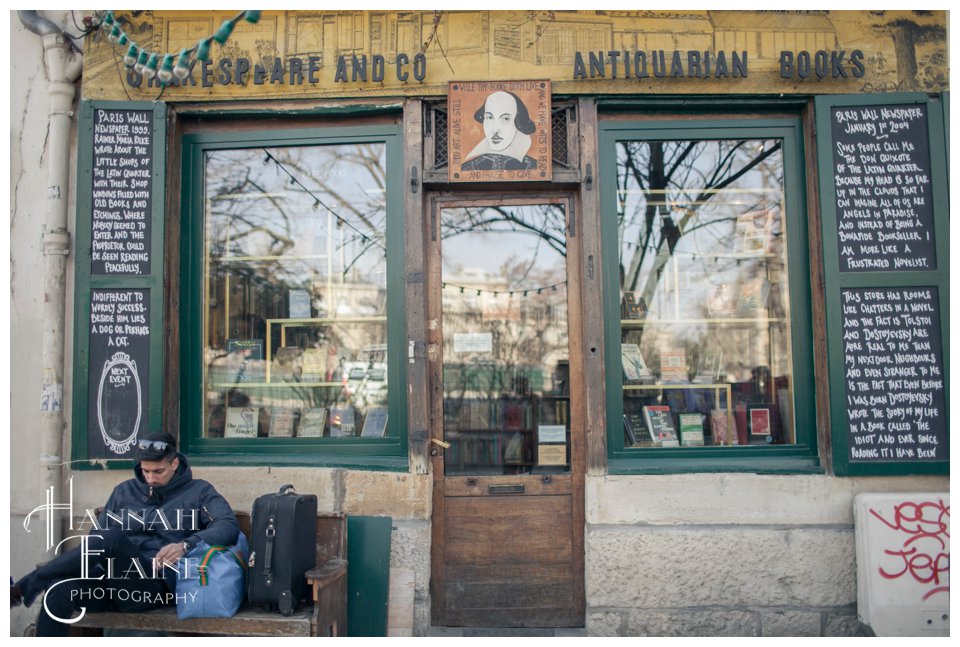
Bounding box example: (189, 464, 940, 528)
(202, 143, 390, 440)
(615, 138, 797, 447)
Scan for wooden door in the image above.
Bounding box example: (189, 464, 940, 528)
(428, 194, 585, 627)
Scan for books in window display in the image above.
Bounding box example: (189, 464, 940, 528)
(297, 407, 327, 437)
(621, 292, 649, 319)
(360, 406, 389, 437)
(706, 283, 735, 318)
(225, 406, 259, 438)
(621, 343, 654, 383)
(658, 347, 688, 383)
(300, 347, 328, 382)
(692, 350, 723, 384)
(709, 409, 734, 445)
(268, 406, 296, 437)
(678, 412, 705, 446)
(735, 209, 773, 254)
(735, 279, 770, 317)
(623, 412, 654, 447)
(288, 288, 312, 319)
(227, 339, 264, 383)
(272, 346, 303, 382)
(642, 405, 679, 447)
(329, 406, 356, 437)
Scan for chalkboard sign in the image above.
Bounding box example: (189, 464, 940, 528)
(840, 287, 946, 465)
(87, 288, 151, 458)
(90, 108, 153, 275)
(830, 103, 936, 272)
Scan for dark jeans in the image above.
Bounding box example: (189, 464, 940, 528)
(16, 528, 171, 637)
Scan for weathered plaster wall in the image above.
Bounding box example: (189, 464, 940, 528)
(8, 10, 81, 637)
(584, 473, 949, 636)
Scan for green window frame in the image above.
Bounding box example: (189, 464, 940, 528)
(600, 115, 820, 474)
(179, 124, 407, 469)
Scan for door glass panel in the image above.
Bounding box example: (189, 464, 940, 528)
(440, 204, 570, 475)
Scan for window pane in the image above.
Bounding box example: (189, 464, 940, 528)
(616, 139, 795, 448)
(202, 143, 389, 439)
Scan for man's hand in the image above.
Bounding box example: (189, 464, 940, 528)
(154, 542, 188, 568)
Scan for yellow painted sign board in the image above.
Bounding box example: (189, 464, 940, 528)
(82, 10, 948, 102)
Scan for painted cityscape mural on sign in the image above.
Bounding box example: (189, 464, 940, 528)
(82, 10, 947, 101)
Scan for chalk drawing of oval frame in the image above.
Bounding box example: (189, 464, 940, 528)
(97, 351, 142, 455)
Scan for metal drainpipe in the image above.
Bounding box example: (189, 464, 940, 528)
(19, 11, 83, 547)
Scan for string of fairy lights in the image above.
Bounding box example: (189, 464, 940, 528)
(91, 10, 261, 84)
(441, 281, 567, 298)
(260, 149, 385, 252)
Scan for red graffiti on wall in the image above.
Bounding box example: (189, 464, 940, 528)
(869, 499, 950, 601)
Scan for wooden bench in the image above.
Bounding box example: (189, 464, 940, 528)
(71, 511, 348, 637)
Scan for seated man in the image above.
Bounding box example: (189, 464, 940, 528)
(11, 432, 240, 636)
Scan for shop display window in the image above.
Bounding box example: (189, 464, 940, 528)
(181, 128, 404, 453)
(602, 119, 816, 461)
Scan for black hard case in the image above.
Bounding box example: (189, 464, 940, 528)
(247, 484, 318, 615)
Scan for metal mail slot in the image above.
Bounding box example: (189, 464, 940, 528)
(488, 484, 524, 495)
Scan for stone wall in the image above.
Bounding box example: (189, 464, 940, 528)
(584, 473, 948, 636)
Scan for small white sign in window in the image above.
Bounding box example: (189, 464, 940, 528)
(453, 332, 493, 353)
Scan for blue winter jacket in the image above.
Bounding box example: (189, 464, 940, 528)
(96, 453, 240, 590)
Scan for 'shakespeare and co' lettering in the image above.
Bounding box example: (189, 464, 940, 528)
(128, 53, 427, 88)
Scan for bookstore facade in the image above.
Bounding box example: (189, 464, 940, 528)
(10, 10, 949, 636)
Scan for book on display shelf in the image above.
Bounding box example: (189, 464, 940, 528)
(621, 291, 649, 319)
(268, 406, 296, 437)
(225, 406, 259, 438)
(297, 407, 328, 437)
(621, 343, 653, 383)
(678, 412, 705, 446)
(642, 405, 679, 447)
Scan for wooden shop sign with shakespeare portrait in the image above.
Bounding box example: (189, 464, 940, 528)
(448, 80, 551, 182)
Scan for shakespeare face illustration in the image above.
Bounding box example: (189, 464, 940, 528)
(463, 91, 538, 171)
(481, 91, 526, 151)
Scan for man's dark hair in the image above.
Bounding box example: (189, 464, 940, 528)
(136, 431, 177, 462)
(473, 91, 537, 135)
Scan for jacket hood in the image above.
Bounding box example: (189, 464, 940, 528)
(132, 451, 193, 502)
